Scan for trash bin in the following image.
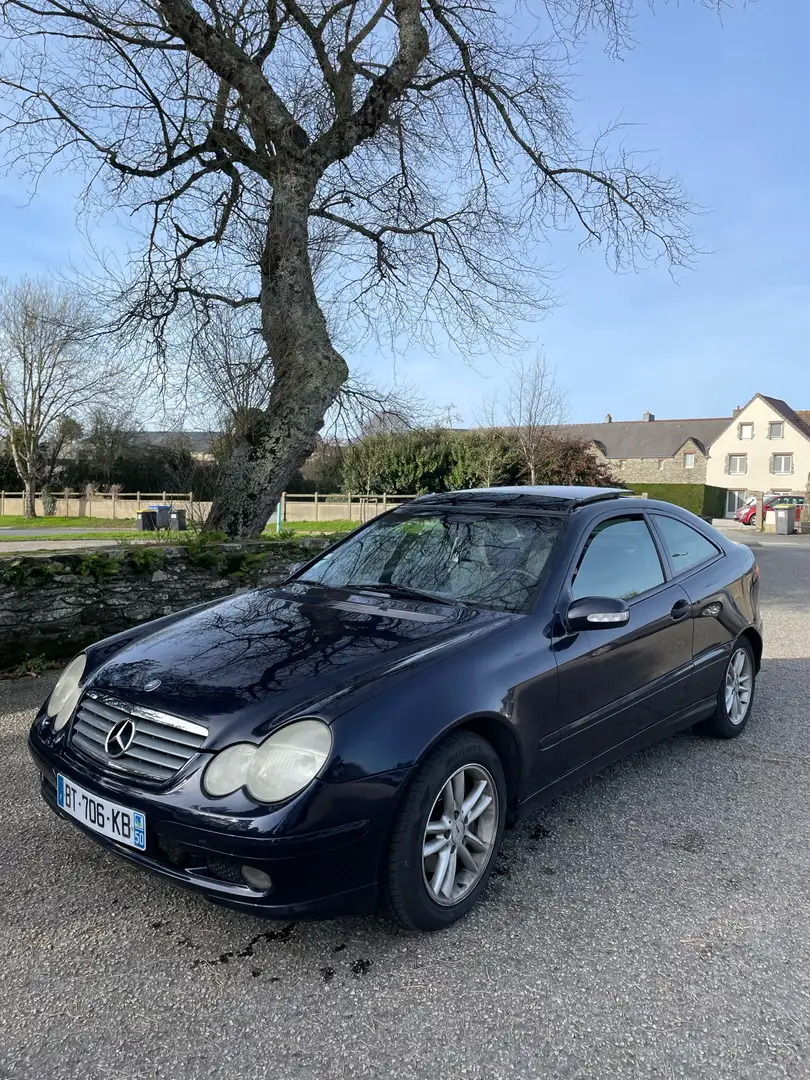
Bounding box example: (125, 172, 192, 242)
(169, 509, 187, 531)
(774, 507, 792, 535)
(137, 510, 157, 531)
(148, 504, 172, 528)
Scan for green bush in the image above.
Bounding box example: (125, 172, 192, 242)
(78, 552, 121, 581)
(125, 546, 168, 574)
(2, 558, 65, 586)
(625, 483, 727, 518)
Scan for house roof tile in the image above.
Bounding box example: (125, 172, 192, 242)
(552, 417, 730, 459)
(759, 397, 810, 441)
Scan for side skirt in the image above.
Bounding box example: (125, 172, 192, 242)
(515, 697, 717, 820)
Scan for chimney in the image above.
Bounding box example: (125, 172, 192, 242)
(732, 406, 741, 417)
(643, 411, 655, 422)
(604, 413, 612, 423)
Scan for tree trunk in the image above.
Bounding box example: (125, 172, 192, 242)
(23, 477, 37, 518)
(206, 175, 348, 538)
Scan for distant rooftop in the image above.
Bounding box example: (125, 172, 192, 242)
(131, 430, 215, 456)
(555, 415, 731, 459)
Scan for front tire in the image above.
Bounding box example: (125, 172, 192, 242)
(700, 639, 756, 739)
(384, 731, 506, 931)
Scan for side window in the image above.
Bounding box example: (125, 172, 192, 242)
(653, 515, 719, 573)
(571, 517, 665, 601)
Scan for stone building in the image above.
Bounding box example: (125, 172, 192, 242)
(559, 412, 730, 485)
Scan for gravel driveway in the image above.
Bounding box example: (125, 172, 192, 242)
(1, 546, 808, 1080)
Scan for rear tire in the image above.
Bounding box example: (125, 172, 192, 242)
(384, 731, 506, 931)
(699, 639, 756, 739)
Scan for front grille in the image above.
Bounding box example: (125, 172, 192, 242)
(70, 692, 208, 783)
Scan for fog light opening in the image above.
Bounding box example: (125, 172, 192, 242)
(241, 865, 272, 891)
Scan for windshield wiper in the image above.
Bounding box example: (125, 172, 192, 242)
(343, 582, 457, 607)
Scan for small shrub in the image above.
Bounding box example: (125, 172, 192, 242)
(78, 552, 121, 581)
(4, 653, 50, 679)
(1, 558, 65, 586)
(182, 532, 228, 573)
(41, 486, 57, 517)
(231, 550, 272, 578)
(2, 559, 29, 586)
(125, 546, 167, 574)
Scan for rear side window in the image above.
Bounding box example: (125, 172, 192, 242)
(572, 517, 665, 601)
(653, 515, 719, 574)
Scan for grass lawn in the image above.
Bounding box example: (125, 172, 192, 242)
(0, 531, 143, 543)
(280, 519, 355, 533)
(0, 515, 137, 530)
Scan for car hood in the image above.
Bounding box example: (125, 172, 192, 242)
(85, 583, 514, 742)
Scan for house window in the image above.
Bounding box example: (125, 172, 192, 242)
(738, 423, 754, 440)
(727, 454, 747, 475)
(657, 459, 664, 471)
(772, 453, 793, 475)
(683, 453, 696, 470)
(768, 422, 784, 440)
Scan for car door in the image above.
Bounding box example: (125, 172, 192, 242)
(647, 511, 732, 702)
(543, 512, 694, 776)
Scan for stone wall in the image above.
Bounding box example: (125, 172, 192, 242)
(0, 538, 329, 670)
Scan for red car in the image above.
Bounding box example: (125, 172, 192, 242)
(734, 494, 804, 526)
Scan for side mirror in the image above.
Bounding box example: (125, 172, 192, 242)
(285, 562, 305, 580)
(565, 596, 630, 633)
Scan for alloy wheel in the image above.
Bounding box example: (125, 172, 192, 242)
(725, 647, 753, 725)
(421, 764, 499, 906)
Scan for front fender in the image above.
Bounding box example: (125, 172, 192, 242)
(322, 619, 543, 794)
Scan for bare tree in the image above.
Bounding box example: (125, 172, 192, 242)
(186, 306, 273, 441)
(42, 415, 83, 487)
(0, 278, 121, 516)
(454, 396, 514, 489)
(76, 404, 142, 485)
(187, 308, 432, 487)
(494, 354, 568, 485)
(326, 372, 436, 443)
(0, 0, 710, 535)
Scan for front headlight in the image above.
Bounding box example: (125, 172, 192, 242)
(202, 719, 332, 802)
(46, 653, 87, 732)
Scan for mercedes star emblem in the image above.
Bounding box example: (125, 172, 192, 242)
(105, 718, 137, 758)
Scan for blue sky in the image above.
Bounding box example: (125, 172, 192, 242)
(1, 0, 808, 426)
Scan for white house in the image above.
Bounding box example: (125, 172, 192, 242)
(705, 394, 810, 516)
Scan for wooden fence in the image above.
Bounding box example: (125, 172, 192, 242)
(2, 491, 417, 524)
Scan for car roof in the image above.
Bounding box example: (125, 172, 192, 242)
(409, 486, 634, 513)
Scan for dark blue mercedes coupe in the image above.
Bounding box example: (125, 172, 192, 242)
(29, 487, 762, 930)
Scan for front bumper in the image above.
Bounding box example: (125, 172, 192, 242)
(29, 721, 409, 920)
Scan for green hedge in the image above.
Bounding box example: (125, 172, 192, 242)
(625, 483, 727, 519)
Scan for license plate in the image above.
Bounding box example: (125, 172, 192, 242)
(56, 774, 146, 851)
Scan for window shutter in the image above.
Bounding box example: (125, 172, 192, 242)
(725, 454, 730, 475)
(769, 454, 775, 474)
(790, 456, 794, 474)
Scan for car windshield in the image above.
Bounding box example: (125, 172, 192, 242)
(297, 510, 563, 613)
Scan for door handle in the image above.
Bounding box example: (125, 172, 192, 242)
(670, 599, 691, 621)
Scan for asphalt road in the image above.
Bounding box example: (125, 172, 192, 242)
(1, 546, 809, 1079)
